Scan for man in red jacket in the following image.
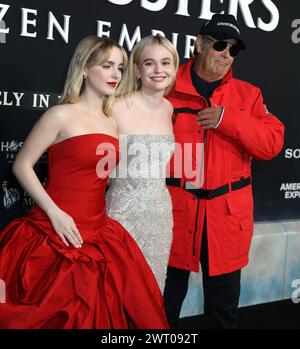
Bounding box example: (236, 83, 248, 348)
(164, 14, 285, 328)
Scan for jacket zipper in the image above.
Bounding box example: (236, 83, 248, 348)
(192, 198, 200, 256)
(192, 96, 210, 256)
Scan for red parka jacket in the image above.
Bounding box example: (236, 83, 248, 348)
(167, 60, 285, 276)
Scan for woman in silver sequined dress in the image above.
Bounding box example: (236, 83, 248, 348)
(106, 36, 179, 294)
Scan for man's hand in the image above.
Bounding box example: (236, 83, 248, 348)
(197, 105, 223, 129)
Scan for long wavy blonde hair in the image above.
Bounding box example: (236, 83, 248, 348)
(116, 35, 179, 98)
(58, 35, 128, 116)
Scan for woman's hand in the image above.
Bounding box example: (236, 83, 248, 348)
(48, 208, 83, 248)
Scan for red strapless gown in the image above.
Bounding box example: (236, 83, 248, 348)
(0, 134, 169, 329)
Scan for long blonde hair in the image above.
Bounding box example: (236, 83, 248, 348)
(58, 35, 128, 116)
(116, 35, 179, 98)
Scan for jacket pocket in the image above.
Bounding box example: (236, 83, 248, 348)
(226, 186, 253, 215)
(225, 188, 254, 260)
(168, 186, 190, 258)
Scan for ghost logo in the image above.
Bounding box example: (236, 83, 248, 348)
(8, 140, 21, 152)
(0, 140, 21, 153)
(0, 279, 6, 303)
(0, 140, 23, 163)
(2, 181, 20, 209)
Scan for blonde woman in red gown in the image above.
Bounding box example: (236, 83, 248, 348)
(0, 36, 168, 329)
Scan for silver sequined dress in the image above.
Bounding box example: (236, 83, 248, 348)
(106, 134, 174, 294)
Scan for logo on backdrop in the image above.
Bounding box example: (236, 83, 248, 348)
(1, 178, 47, 211)
(0, 139, 47, 163)
(0, 140, 23, 163)
(0, 1, 280, 58)
(280, 149, 300, 199)
(280, 183, 300, 199)
(106, 0, 279, 31)
(0, 91, 60, 110)
(285, 148, 300, 159)
(2, 181, 20, 209)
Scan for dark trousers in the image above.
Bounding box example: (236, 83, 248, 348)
(164, 224, 241, 329)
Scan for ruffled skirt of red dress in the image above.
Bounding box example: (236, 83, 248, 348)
(0, 209, 169, 329)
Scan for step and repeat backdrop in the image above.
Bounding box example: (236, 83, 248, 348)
(0, 0, 299, 228)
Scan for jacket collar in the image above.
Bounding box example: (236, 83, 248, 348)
(174, 59, 233, 96)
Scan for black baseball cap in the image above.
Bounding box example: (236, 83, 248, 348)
(199, 14, 245, 50)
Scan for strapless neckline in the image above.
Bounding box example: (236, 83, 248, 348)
(49, 133, 119, 149)
(119, 134, 174, 137)
(0, 129, 169, 329)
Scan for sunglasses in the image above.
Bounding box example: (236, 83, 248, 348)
(204, 36, 240, 57)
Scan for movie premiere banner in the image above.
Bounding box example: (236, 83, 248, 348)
(0, 0, 299, 229)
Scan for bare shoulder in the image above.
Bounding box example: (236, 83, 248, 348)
(38, 103, 75, 126)
(111, 96, 132, 120)
(18, 104, 78, 154)
(162, 97, 174, 117)
(111, 98, 123, 119)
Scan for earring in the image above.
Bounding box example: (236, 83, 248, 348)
(83, 75, 87, 80)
